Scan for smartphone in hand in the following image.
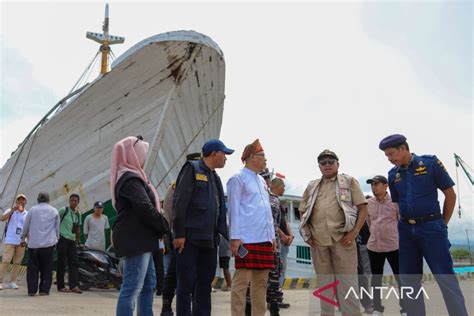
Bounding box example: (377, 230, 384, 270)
(238, 245, 248, 258)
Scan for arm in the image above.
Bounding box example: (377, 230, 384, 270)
(342, 178, 368, 245)
(442, 187, 456, 225)
(227, 176, 243, 256)
(120, 177, 169, 234)
(75, 212, 81, 244)
(55, 211, 60, 240)
(83, 216, 89, 240)
(431, 157, 456, 225)
(1, 208, 14, 221)
(20, 210, 32, 244)
(172, 164, 195, 239)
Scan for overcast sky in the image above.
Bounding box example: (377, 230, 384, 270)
(1, 1, 472, 241)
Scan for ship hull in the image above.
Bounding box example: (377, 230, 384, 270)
(0, 31, 225, 231)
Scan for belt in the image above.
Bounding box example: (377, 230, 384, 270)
(401, 213, 442, 225)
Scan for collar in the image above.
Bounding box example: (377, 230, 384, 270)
(322, 174, 337, 182)
(243, 167, 258, 175)
(375, 192, 390, 203)
(398, 153, 417, 171)
(199, 159, 213, 173)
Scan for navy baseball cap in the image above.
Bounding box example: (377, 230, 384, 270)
(366, 175, 388, 184)
(202, 139, 234, 155)
(94, 201, 104, 208)
(379, 134, 407, 150)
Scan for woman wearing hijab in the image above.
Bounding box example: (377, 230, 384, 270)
(110, 135, 169, 316)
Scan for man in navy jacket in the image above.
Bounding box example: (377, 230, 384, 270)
(173, 139, 234, 316)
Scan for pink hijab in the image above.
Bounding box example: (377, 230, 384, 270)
(110, 136, 161, 210)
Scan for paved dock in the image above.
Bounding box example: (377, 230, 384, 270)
(0, 278, 473, 315)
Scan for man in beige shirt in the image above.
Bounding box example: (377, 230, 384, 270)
(300, 150, 367, 316)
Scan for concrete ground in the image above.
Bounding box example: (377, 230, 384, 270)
(0, 279, 473, 315)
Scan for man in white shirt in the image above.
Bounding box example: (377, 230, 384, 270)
(227, 139, 276, 316)
(0, 194, 28, 290)
(83, 201, 110, 251)
(20, 192, 60, 296)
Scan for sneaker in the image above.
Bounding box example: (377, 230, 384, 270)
(373, 311, 383, 316)
(211, 287, 216, 293)
(7, 282, 19, 289)
(0, 283, 3, 290)
(363, 306, 374, 314)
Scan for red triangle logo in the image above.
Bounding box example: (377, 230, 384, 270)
(312, 279, 340, 308)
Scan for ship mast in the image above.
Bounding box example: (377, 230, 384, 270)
(86, 3, 125, 75)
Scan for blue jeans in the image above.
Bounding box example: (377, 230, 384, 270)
(398, 220, 468, 316)
(116, 252, 156, 316)
(176, 242, 217, 316)
(163, 253, 172, 275)
(279, 244, 289, 287)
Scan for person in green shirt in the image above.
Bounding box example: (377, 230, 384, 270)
(56, 194, 82, 294)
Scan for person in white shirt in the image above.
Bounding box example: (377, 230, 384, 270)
(20, 192, 60, 296)
(83, 201, 110, 251)
(0, 194, 28, 290)
(227, 139, 276, 316)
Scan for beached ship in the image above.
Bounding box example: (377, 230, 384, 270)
(0, 5, 226, 242)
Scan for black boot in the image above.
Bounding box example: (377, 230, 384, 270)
(269, 303, 280, 316)
(161, 299, 174, 316)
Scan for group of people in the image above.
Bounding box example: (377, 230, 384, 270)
(109, 136, 294, 316)
(0, 193, 110, 295)
(0, 132, 469, 316)
(299, 134, 468, 316)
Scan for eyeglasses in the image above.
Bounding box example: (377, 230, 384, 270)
(319, 159, 336, 166)
(133, 135, 143, 147)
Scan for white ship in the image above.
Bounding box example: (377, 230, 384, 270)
(0, 5, 226, 242)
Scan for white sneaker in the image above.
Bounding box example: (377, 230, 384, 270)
(7, 282, 19, 289)
(401, 313, 407, 316)
(373, 312, 383, 316)
(0, 283, 3, 290)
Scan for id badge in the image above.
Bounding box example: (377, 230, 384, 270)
(16, 227, 22, 235)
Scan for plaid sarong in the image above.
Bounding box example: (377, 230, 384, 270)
(235, 242, 275, 270)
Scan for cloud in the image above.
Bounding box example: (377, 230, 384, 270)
(0, 40, 57, 164)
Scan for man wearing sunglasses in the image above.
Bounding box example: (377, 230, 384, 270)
(299, 149, 367, 316)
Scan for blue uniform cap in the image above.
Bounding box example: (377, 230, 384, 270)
(379, 134, 407, 150)
(202, 139, 234, 155)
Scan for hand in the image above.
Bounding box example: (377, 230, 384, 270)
(285, 235, 294, 246)
(272, 239, 277, 253)
(341, 231, 357, 247)
(20, 241, 27, 247)
(304, 238, 315, 247)
(230, 239, 242, 257)
(173, 238, 186, 253)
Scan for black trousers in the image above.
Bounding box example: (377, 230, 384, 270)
(162, 249, 177, 301)
(176, 243, 217, 316)
(56, 237, 79, 290)
(153, 250, 164, 293)
(357, 244, 373, 309)
(368, 249, 404, 313)
(27, 246, 54, 294)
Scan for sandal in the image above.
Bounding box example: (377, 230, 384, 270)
(70, 287, 83, 294)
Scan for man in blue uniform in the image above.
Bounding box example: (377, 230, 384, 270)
(379, 134, 467, 316)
